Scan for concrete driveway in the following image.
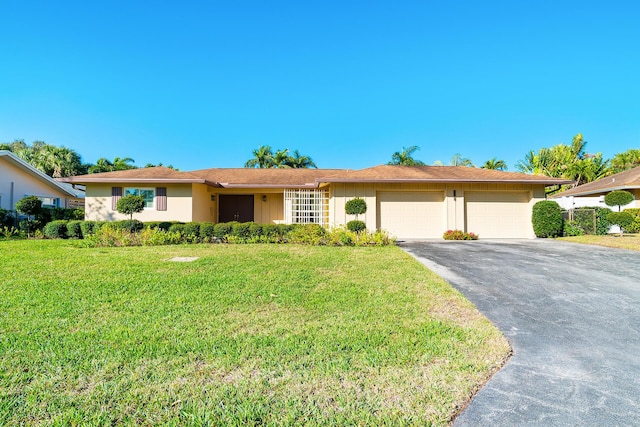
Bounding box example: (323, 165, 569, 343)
(400, 239, 640, 426)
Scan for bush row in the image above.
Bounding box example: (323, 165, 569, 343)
(442, 229, 479, 240)
(40, 220, 395, 247)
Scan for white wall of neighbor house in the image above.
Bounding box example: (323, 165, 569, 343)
(0, 156, 80, 210)
(329, 182, 546, 239)
(84, 183, 194, 222)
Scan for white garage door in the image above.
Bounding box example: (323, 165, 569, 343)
(465, 191, 531, 238)
(377, 191, 445, 238)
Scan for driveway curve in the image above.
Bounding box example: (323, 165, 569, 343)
(400, 239, 640, 426)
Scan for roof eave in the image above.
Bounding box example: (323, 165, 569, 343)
(554, 184, 640, 198)
(316, 178, 572, 185)
(57, 177, 219, 186)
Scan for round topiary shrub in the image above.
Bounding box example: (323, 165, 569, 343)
(607, 211, 634, 234)
(183, 222, 201, 237)
(345, 198, 367, 217)
(200, 222, 215, 240)
(44, 220, 68, 239)
(346, 220, 366, 233)
(532, 200, 563, 238)
(604, 190, 634, 211)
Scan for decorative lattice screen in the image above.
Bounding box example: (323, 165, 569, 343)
(284, 189, 329, 225)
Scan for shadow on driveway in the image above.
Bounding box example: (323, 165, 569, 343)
(400, 239, 640, 426)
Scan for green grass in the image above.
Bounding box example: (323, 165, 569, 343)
(559, 234, 640, 251)
(0, 240, 509, 426)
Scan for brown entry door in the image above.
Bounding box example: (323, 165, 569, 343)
(219, 195, 254, 223)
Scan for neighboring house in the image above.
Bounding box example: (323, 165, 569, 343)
(0, 150, 85, 211)
(57, 165, 569, 239)
(552, 166, 640, 210)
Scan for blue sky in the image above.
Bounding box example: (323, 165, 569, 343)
(1, 1, 639, 171)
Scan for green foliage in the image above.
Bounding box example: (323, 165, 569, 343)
(183, 222, 201, 238)
(604, 190, 634, 211)
(563, 220, 586, 236)
(345, 198, 367, 216)
(0, 208, 15, 227)
(113, 220, 144, 233)
(15, 196, 42, 217)
(2, 139, 87, 177)
(442, 230, 479, 240)
(83, 226, 183, 247)
(532, 200, 563, 238)
(245, 145, 317, 168)
(346, 220, 366, 232)
(44, 220, 68, 239)
(623, 208, 640, 233)
(168, 223, 186, 234)
(580, 206, 612, 235)
(231, 222, 252, 239)
(607, 211, 634, 233)
(66, 220, 83, 239)
(388, 146, 426, 166)
(80, 221, 98, 238)
(213, 222, 233, 239)
(116, 195, 145, 219)
(199, 222, 216, 240)
(288, 224, 328, 245)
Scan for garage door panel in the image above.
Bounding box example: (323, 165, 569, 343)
(465, 191, 531, 238)
(377, 191, 444, 239)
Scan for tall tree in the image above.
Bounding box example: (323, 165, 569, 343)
(245, 145, 274, 168)
(481, 158, 508, 171)
(516, 133, 609, 186)
(88, 157, 137, 173)
(388, 146, 426, 166)
(610, 149, 640, 173)
(286, 149, 317, 168)
(2, 139, 86, 177)
(450, 153, 474, 167)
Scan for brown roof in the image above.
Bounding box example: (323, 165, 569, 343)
(57, 164, 570, 187)
(552, 166, 640, 197)
(317, 165, 572, 185)
(190, 168, 351, 188)
(57, 167, 216, 185)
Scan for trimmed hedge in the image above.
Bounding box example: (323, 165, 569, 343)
(532, 200, 563, 238)
(44, 220, 68, 239)
(66, 220, 83, 239)
(347, 220, 366, 233)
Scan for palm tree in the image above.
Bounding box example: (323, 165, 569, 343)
(611, 149, 640, 173)
(112, 157, 136, 171)
(245, 145, 274, 168)
(481, 158, 508, 171)
(272, 149, 291, 168)
(388, 146, 426, 166)
(89, 158, 115, 173)
(450, 153, 474, 167)
(286, 150, 317, 168)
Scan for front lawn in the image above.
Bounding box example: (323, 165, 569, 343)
(0, 240, 509, 426)
(559, 234, 640, 251)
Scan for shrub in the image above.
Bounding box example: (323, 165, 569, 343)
(16, 196, 43, 237)
(442, 229, 479, 240)
(288, 224, 328, 245)
(579, 206, 612, 235)
(44, 220, 68, 239)
(231, 222, 252, 239)
(183, 222, 201, 238)
(0, 209, 15, 228)
(532, 200, 563, 238)
(607, 211, 634, 234)
(346, 220, 366, 233)
(623, 208, 640, 233)
(200, 222, 216, 241)
(604, 190, 634, 211)
(563, 220, 585, 237)
(345, 198, 367, 217)
(168, 223, 186, 234)
(116, 195, 145, 219)
(213, 223, 233, 239)
(66, 220, 83, 239)
(113, 220, 144, 233)
(249, 222, 263, 237)
(80, 221, 98, 237)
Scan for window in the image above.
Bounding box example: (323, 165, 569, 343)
(124, 188, 155, 209)
(284, 189, 329, 225)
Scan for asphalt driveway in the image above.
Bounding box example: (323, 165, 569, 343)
(400, 239, 640, 426)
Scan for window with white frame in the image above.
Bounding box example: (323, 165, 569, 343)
(284, 189, 328, 225)
(124, 188, 155, 209)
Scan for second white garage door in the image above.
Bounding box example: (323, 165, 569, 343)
(377, 191, 445, 238)
(465, 191, 532, 238)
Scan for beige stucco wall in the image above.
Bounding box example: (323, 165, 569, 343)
(85, 183, 195, 222)
(0, 157, 81, 210)
(329, 182, 547, 238)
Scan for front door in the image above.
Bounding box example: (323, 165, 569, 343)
(219, 195, 254, 223)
